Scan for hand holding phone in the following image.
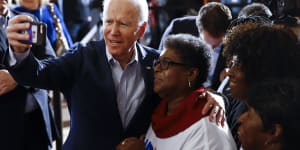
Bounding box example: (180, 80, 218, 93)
(21, 21, 46, 46)
(6, 15, 47, 53)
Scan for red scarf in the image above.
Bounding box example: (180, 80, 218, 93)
(151, 87, 206, 138)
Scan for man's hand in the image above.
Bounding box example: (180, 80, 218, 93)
(0, 69, 17, 95)
(200, 90, 225, 126)
(6, 15, 33, 52)
(0, 0, 8, 17)
(116, 137, 145, 150)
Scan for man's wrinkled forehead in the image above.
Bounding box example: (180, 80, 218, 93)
(103, 0, 139, 19)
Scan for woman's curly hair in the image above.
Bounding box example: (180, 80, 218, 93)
(223, 22, 300, 86)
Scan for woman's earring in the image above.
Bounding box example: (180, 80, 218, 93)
(188, 80, 191, 88)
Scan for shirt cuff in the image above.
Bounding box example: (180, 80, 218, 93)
(8, 46, 30, 66)
(0, 16, 7, 28)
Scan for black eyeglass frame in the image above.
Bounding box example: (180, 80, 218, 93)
(153, 59, 190, 70)
(227, 55, 239, 68)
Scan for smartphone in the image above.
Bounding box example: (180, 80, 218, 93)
(21, 21, 47, 46)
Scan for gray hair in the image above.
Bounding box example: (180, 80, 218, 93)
(103, 0, 149, 25)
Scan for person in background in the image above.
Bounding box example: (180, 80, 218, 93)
(145, 0, 203, 48)
(255, 0, 300, 41)
(272, 13, 300, 42)
(1, 0, 57, 149)
(61, 0, 92, 42)
(158, 2, 232, 90)
(12, 0, 73, 55)
(238, 79, 300, 150)
(157, 16, 198, 50)
(237, 2, 272, 19)
(116, 34, 236, 150)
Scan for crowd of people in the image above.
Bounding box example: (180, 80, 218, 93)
(1, 0, 300, 150)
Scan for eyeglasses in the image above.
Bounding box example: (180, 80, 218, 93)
(227, 55, 239, 68)
(153, 59, 189, 70)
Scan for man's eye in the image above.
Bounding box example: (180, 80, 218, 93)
(104, 21, 112, 25)
(120, 23, 128, 26)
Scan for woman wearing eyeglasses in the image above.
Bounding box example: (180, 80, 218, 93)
(116, 34, 236, 150)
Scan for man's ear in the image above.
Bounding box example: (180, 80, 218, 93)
(137, 22, 147, 38)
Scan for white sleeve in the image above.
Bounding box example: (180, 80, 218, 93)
(183, 117, 237, 150)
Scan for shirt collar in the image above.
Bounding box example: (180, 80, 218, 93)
(106, 45, 139, 65)
(0, 11, 9, 28)
(0, 16, 6, 28)
(212, 43, 222, 53)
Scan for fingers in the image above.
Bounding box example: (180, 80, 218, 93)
(0, 0, 8, 16)
(116, 138, 131, 150)
(6, 37, 32, 51)
(220, 110, 225, 127)
(6, 15, 33, 52)
(209, 105, 225, 127)
(209, 105, 220, 122)
(202, 101, 212, 115)
(0, 84, 11, 96)
(0, 80, 11, 95)
(116, 137, 145, 150)
(139, 135, 145, 140)
(0, 70, 17, 95)
(206, 90, 225, 111)
(7, 15, 32, 33)
(208, 104, 226, 127)
(201, 92, 214, 115)
(8, 14, 33, 24)
(215, 107, 225, 127)
(121, 139, 128, 145)
(202, 91, 217, 115)
(201, 90, 226, 127)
